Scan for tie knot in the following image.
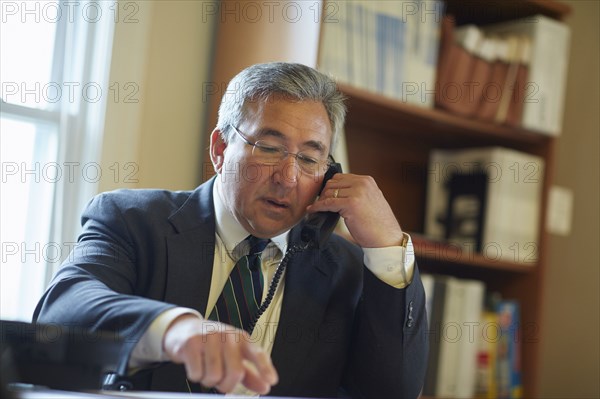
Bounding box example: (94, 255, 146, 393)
(247, 235, 269, 255)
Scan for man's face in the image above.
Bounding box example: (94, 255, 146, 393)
(211, 96, 333, 239)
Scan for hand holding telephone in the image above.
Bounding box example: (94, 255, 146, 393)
(301, 162, 343, 248)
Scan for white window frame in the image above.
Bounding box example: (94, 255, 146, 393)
(1, 0, 116, 321)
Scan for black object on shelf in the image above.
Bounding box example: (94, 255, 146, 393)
(443, 170, 488, 252)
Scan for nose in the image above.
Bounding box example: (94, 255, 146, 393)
(272, 155, 300, 187)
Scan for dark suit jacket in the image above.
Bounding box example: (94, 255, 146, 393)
(33, 178, 428, 398)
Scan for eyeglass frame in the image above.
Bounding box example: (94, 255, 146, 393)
(228, 124, 334, 175)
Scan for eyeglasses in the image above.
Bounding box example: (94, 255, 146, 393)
(230, 125, 331, 176)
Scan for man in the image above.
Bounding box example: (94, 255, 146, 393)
(34, 62, 428, 398)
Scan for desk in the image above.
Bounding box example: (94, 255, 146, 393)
(13, 388, 305, 399)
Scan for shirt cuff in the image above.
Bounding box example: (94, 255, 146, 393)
(129, 307, 202, 368)
(362, 235, 415, 289)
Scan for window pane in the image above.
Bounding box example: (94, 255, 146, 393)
(0, 1, 58, 109)
(1, 116, 58, 320)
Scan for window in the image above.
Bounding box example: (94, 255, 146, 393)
(1, 0, 115, 321)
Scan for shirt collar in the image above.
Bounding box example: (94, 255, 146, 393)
(213, 177, 290, 256)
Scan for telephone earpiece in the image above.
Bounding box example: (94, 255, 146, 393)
(301, 162, 343, 248)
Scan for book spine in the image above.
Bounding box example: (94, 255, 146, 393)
(505, 37, 531, 127)
(435, 14, 456, 104)
(422, 275, 448, 396)
(454, 280, 486, 398)
(462, 38, 494, 117)
(475, 311, 500, 399)
(436, 24, 482, 116)
(477, 38, 508, 122)
(496, 301, 522, 399)
(494, 36, 520, 124)
(435, 278, 465, 397)
(426, 1, 443, 108)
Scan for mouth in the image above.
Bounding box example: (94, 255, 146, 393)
(263, 197, 290, 210)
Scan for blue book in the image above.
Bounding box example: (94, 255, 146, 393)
(496, 300, 523, 399)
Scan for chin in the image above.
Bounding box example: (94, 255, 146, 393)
(252, 220, 297, 238)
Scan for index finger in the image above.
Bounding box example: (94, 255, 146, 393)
(242, 341, 279, 387)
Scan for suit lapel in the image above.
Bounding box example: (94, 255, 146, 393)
(164, 179, 216, 315)
(270, 227, 335, 390)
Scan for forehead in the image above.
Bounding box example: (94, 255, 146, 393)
(241, 95, 332, 148)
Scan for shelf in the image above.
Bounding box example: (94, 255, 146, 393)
(411, 235, 538, 273)
(339, 83, 553, 152)
(444, 0, 572, 25)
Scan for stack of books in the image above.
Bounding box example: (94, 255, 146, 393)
(318, 0, 443, 108)
(424, 147, 545, 264)
(422, 274, 523, 399)
(435, 14, 571, 135)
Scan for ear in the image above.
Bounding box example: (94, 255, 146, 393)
(209, 128, 227, 173)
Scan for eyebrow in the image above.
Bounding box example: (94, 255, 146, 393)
(256, 128, 328, 154)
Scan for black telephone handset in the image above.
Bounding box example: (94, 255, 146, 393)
(301, 162, 343, 248)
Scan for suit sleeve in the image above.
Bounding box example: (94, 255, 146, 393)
(32, 192, 176, 358)
(343, 263, 429, 399)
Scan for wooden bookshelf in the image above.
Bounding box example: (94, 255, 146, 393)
(412, 235, 539, 273)
(339, 82, 553, 150)
(205, 1, 571, 397)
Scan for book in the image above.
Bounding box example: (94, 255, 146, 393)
(375, 2, 405, 99)
(505, 37, 531, 127)
(482, 15, 571, 135)
(463, 36, 495, 117)
(494, 36, 522, 125)
(425, 147, 545, 263)
(435, 24, 482, 115)
(348, 2, 367, 90)
(435, 276, 466, 397)
(318, 1, 349, 84)
(477, 37, 510, 122)
(496, 301, 522, 399)
(435, 14, 457, 102)
(475, 310, 501, 399)
(412, 0, 444, 107)
(422, 274, 449, 396)
(454, 279, 486, 398)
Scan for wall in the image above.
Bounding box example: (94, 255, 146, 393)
(100, 0, 215, 192)
(203, 1, 322, 179)
(538, 1, 600, 398)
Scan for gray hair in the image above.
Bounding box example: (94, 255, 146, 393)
(216, 62, 346, 153)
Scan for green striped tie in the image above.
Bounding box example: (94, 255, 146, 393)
(209, 236, 270, 332)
